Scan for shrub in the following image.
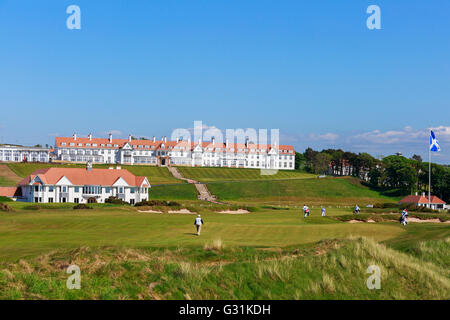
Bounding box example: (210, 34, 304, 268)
(105, 196, 129, 205)
(135, 200, 181, 207)
(73, 204, 93, 210)
(24, 205, 41, 210)
(0, 203, 12, 212)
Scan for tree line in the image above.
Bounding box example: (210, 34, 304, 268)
(295, 148, 450, 203)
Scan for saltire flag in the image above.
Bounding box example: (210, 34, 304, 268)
(430, 130, 441, 152)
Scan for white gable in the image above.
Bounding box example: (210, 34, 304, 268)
(121, 143, 133, 150)
(56, 176, 73, 185)
(194, 145, 203, 152)
(268, 148, 278, 155)
(113, 177, 130, 187)
(140, 177, 151, 188)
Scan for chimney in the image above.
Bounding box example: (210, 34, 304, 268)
(198, 138, 202, 145)
(128, 134, 132, 142)
(212, 137, 215, 145)
(164, 136, 167, 143)
(422, 192, 426, 197)
(109, 133, 112, 143)
(188, 137, 191, 144)
(153, 136, 156, 143)
(245, 137, 249, 148)
(226, 138, 229, 148)
(73, 133, 77, 141)
(116, 164, 121, 170)
(415, 192, 418, 196)
(108, 165, 114, 170)
(88, 133, 92, 141)
(176, 137, 179, 143)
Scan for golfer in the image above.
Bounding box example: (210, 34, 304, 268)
(303, 204, 310, 217)
(194, 214, 204, 236)
(321, 207, 326, 216)
(401, 209, 408, 226)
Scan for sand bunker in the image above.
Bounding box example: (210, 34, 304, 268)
(407, 217, 449, 223)
(168, 208, 195, 214)
(367, 219, 376, 223)
(218, 209, 250, 214)
(348, 220, 364, 223)
(138, 209, 163, 213)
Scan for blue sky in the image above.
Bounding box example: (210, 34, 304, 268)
(0, 0, 449, 163)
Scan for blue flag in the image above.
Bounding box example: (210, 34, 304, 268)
(430, 130, 441, 152)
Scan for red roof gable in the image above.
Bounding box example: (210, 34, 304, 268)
(399, 195, 446, 204)
(18, 168, 149, 187)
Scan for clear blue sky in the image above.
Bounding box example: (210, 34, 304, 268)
(0, 0, 449, 162)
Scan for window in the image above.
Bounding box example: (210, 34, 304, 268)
(130, 187, 135, 194)
(130, 199, 135, 205)
(34, 197, 39, 203)
(48, 198, 53, 203)
(119, 187, 124, 194)
(74, 198, 79, 203)
(74, 187, 79, 192)
(105, 187, 111, 193)
(61, 142, 67, 146)
(49, 186, 54, 192)
(62, 186, 67, 193)
(34, 185, 39, 192)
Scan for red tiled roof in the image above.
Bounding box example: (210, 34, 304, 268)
(399, 195, 446, 204)
(55, 136, 295, 154)
(18, 168, 149, 187)
(0, 187, 21, 197)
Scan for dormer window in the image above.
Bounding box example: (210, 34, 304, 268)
(61, 142, 67, 146)
(101, 144, 105, 147)
(78, 143, 83, 146)
(86, 143, 91, 147)
(114, 144, 118, 147)
(161, 144, 165, 148)
(70, 143, 75, 146)
(92, 143, 97, 147)
(145, 145, 149, 149)
(107, 144, 112, 147)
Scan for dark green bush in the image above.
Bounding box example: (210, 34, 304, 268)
(105, 196, 129, 205)
(135, 200, 181, 207)
(73, 204, 93, 210)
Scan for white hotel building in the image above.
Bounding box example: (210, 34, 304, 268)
(54, 133, 296, 170)
(0, 144, 50, 163)
(18, 164, 150, 204)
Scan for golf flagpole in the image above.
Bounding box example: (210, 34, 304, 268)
(428, 131, 431, 208)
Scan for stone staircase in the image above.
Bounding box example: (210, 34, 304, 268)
(167, 167, 220, 203)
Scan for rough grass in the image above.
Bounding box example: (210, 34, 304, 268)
(0, 237, 448, 299)
(178, 167, 315, 182)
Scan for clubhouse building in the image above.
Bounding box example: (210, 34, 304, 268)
(54, 133, 296, 170)
(17, 163, 150, 205)
(399, 193, 447, 211)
